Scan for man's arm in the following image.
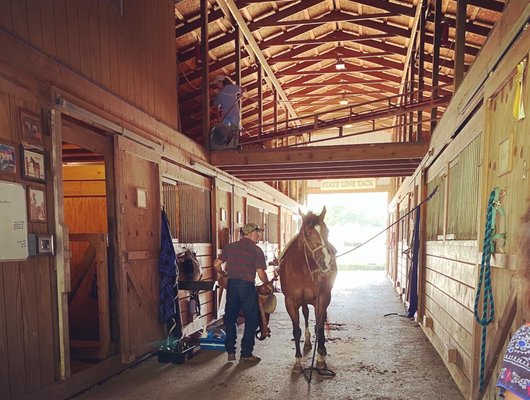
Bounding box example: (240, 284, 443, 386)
(213, 258, 227, 276)
(257, 268, 269, 284)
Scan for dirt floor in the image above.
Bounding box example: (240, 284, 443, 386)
(72, 271, 464, 400)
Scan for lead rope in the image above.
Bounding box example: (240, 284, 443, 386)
(336, 185, 439, 259)
(474, 188, 503, 392)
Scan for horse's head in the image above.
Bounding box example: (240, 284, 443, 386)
(299, 206, 336, 274)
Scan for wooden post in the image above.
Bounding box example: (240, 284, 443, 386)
(274, 89, 278, 135)
(454, 0, 467, 89)
(234, 23, 241, 87)
(408, 50, 415, 142)
(417, 0, 426, 141)
(258, 63, 263, 137)
(431, 0, 442, 133)
(417, 169, 428, 323)
(200, 0, 210, 149)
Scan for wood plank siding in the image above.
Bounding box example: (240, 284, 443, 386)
(388, 3, 530, 398)
(0, 0, 177, 129)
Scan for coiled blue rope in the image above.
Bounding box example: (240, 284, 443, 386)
(474, 188, 500, 391)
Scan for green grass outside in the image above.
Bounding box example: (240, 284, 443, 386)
(337, 264, 385, 271)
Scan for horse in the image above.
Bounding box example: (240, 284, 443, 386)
(27, 157, 41, 178)
(279, 206, 337, 372)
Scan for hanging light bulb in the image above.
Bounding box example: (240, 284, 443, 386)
(335, 59, 346, 70)
(339, 95, 348, 105)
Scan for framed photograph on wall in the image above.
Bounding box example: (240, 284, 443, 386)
(19, 108, 43, 147)
(0, 142, 17, 175)
(21, 146, 46, 182)
(28, 186, 47, 222)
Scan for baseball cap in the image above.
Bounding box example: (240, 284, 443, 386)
(241, 223, 264, 235)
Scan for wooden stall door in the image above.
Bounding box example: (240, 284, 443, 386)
(115, 136, 163, 363)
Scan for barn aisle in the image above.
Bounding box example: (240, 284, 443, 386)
(72, 271, 464, 400)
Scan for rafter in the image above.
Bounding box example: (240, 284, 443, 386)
(262, 32, 394, 47)
(249, 11, 397, 29)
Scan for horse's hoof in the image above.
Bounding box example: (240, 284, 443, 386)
(292, 363, 303, 372)
(316, 360, 327, 370)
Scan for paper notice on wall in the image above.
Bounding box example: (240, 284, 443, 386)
(513, 59, 526, 121)
(0, 181, 29, 260)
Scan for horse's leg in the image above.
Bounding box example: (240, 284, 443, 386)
(315, 295, 332, 369)
(302, 304, 311, 352)
(284, 296, 303, 371)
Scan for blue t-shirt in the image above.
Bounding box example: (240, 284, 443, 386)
(214, 84, 242, 128)
(497, 323, 530, 399)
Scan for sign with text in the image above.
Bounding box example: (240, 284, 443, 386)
(320, 178, 377, 191)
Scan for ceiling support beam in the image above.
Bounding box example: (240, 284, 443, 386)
(211, 142, 428, 167)
(417, 0, 427, 141)
(200, 0, 210, 149)
(454, 0, 467, 89)
(216, 0, 299, 123)
(249, 11, 397, 28)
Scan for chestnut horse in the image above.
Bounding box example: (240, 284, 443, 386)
(279, 207, 337, 371)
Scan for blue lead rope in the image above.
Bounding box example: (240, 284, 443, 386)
(474, 188, 502, 392)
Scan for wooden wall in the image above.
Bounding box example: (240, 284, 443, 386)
(0, 82, 57, 399)
(388, 3, 530, 398)
(478, 30, 530, 398)
(0, 0, 177, 129)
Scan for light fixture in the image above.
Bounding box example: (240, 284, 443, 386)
(335, 59, 346, 71)
(338, 92, 348, 105)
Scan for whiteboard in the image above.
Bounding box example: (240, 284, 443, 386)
(0, 181, 29, 260)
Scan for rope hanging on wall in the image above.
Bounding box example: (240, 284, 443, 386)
(474, 187, 506, 391)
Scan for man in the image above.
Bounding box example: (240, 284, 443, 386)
(211, 75, 245, 147)
(213, 223, 271, 364)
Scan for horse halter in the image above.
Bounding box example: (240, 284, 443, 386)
(302, 224, 334, 278)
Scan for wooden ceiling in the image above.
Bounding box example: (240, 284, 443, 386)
(174, 0, 505, 181)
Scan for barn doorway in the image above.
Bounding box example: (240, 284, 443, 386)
(307, 191, 388, 287)
(61, 118, 117, 373)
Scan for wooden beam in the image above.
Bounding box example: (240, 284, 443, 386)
(262, 32, 394, 47)
(431, 0, 442, 133)
(175, 8, 224, 37)
(234, 22, 241, 86)
(211, 142, 429, 166)
(467, 0, 505, 13)
(200, 0, 210, 148)
(350, 0, 415, 17)
(269, 51, 392, 63)
(216, 0, 299, 121)
(454, 0, 467, 89)
(249, 11, 397, 28)
(245, 0, 322, 30)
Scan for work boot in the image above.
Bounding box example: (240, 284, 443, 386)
(239, 354, 261, 364)
(227, 353, 236, 362)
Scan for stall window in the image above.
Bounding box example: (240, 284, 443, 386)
(162, 181, 211, 243)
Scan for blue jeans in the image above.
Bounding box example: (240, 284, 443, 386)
(224, 279, 258, 357)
